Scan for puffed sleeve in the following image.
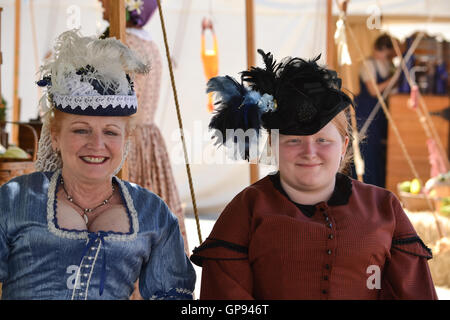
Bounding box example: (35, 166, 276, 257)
(138, 203, 196, 300)
(380, 194, 438, 300)
(190, 188, 255, 300)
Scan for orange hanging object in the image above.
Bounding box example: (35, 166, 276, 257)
(201, 18, 219, 113)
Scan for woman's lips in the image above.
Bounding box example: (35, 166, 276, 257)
(295, 163, 322, 167)
(80, 156, 109, 164)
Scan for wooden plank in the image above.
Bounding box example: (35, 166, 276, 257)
(12, 0, 21, 144)
(386, 94, 449, 194)
(109, 0, 126, 42)
(326, 0, 335, 69)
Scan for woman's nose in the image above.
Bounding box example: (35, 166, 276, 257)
(301, 139, 317, 156)
(88, 131, 105, 149)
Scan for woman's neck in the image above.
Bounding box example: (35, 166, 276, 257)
(279, 175, 335, 205)
(60, 170, 114, 208)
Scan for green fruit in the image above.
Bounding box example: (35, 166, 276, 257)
(442, 197, 450, 206)
(440, 205, 450, 217)
(0, 146, 30, 159)
(399, 181, 411, 193)
(410, 179, 421, 194)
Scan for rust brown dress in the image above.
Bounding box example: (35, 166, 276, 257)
(125, 30, 188, 253)
(191, 172, 438, 300)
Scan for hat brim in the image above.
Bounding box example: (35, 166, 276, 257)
(52, 94, 137, 116)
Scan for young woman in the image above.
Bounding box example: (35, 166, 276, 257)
(190, 50, 437, 300)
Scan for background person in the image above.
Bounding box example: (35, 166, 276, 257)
(353, 34, 397, 188)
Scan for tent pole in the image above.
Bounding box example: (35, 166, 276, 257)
(326, 0, 335, 69)
(109, 0, 128, 180)
(246, 0, 259, 184)
(109, 0, 126, 42)
(0, 8, 3, 108)
(12, 0, 21, 145)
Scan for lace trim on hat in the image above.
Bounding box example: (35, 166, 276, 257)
(52, 94, 138, 111)
(46, 170, 139, 241)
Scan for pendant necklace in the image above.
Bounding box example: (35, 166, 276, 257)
(60, 177, 115, 224)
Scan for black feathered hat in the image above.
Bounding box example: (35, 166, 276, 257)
(207, 49, 353, 159)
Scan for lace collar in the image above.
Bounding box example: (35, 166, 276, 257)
(46, 170, 139, 241)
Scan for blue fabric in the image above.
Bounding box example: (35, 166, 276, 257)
(353, 59, 389, 188)
(0, 172, 196, 300)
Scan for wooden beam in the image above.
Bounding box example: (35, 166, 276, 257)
(109, 0, 126, 42)
(246, 0, 259, 184)
(108, 0, 128, 180)
(326, 0, 335, 69)
(0, 7, 3, 107)
(12, 0, 21, 145)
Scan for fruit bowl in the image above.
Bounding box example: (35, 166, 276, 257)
(397, 183, 435, 212)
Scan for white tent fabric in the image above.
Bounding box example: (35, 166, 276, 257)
(1, 0, 449, 216)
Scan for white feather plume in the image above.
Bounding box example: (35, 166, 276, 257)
(40, 29, 149, 97)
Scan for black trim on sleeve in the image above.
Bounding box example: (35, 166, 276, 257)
(392, 236, 433, 259)
(192, 238, 248, 255)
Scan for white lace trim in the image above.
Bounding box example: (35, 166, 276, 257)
(52, 94, 138, 111)
(47, 169, 139, 241)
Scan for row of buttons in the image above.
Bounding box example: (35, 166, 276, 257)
(319, 206, 335, 298)
(73, 239, 100, 299)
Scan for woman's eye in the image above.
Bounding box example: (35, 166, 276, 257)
(73, 129, 88, 134)
(104, 130, 119, 136)
(317, 138, 329, 143)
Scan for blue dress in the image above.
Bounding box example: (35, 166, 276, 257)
(0, 170, 196, 300)
(353, 59, 389, 188)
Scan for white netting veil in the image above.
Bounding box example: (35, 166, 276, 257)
(34, 110, 62, 172)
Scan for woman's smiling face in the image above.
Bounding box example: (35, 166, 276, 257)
(278, 121, 349, 192)
(51, 113, 127, 182)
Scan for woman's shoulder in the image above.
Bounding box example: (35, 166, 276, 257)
(349, 176, 400, 206)
(118, 179, 177, 226)
(119, 179, 161, 200)
(233, 174, 275, 199)
(1, 171, 52, 193)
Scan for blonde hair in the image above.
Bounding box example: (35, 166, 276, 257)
(330, 107, 354, 174)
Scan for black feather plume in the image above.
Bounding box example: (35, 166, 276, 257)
(207, 76, 264, 160)
(240, 49, 279, 95)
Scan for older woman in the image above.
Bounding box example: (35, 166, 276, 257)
(190, 50, 437, 300)
(0, 30, 195, 300)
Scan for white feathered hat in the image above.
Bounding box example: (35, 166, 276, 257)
(37, 29, 148, 116)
